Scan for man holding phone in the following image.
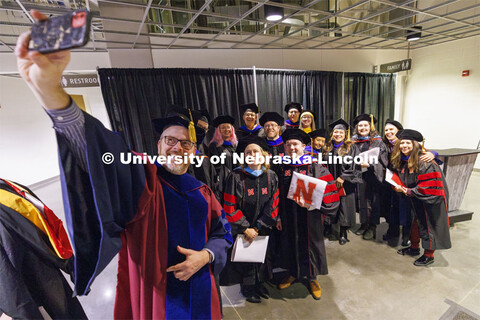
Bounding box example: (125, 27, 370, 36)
(16, 10, 232, 320)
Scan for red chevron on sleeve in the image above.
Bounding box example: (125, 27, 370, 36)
(323, 193, 340, 204)
(418, 180, 444, 188)
(223, 204, 235, 214)
(226, 210, 244, 223)
(418, 171, 441, 181)
(223, 193, 236, 203)
(271, 208, 278, 218)
(319, 174, 334, 182)
(272, 189, 279, 208)
(418, 188, 445, 196)
(324, 183, 337, 194)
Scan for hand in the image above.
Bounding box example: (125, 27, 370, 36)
(243, 228, 258, 243)
(276, 220, 282, 231)
(394, 186, 407, 194)
(293, 194, 311, 209)
(166, 246, 210, 281)
(420, 152, 435, 163)
(15, 10, 71, 110)
(335, 177, 344, 189)
(361, 162, 370, 168)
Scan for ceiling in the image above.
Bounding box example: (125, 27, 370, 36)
(1, 0, 480, 52)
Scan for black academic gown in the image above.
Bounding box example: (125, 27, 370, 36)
(0, 181, 86, 319)
(219, 168, 279, 286)
(353, 135, 388, 225)
(236, 125, 264, 140)
(397, 160, 451, 250)
(326, 143, 362, 227)
(208, 141, 236, 201)
(188, 151, 219, 201)
(277, 155, 340, 280)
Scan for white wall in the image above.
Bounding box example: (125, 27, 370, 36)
(0, 52, 111, 185)
(403, 35, 480, 168)
(151, 48, 407, 71)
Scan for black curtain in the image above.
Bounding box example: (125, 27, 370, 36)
(343, 73, 396, 134)
(256, 70, 343, 129)
(98, 68, 395, 154)
(98, 68, 254, 155)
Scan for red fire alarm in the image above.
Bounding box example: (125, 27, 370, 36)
(462, 70, 470, 77)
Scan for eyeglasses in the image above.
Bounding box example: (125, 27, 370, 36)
(162, 136, 195, 150)
(264, 124, 279, 129)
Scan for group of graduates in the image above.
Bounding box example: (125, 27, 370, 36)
(184, 101, 452, 303)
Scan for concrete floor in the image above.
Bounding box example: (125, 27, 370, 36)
(221, 171, 480, 320)
(3, 172, 478, 320)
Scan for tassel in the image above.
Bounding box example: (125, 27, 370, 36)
(422, 138, 426, 152)
(346, 126, 351, 142)
(370, 114, 376, 132)
(188, 109, 197, 144)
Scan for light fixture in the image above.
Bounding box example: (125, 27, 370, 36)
(406, 26, 422, 41)
(264, 2, 284, 22)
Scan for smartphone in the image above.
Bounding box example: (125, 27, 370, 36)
(29, 9, 91, 54)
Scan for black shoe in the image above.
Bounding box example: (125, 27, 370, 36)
(339, 227, 349, 245)
(362, 225, 376, 240)
(354, 223, 368, 235)
(397, 246, 420, 256)
(256, 283, 270, 299)
(414, 255, 434, 266)
(401, 239, 411, 247)
(383, 227, 400, 241)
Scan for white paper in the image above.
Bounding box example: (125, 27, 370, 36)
(286, 171, 327, 211)
(358, 147, 380, 165)
(231, 235, 269, 263)
(385, 168, 404, 188)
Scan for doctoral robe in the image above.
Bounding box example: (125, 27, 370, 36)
(56, 111, 232, 319)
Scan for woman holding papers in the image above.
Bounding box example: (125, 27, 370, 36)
(391, 129, 451, 266)
(382, 120, 438, 245)
(352, 114, 388, 240)
(276, 129, 340, 300)
(220, 136, 279, 303)
(323, 119, 362, 245)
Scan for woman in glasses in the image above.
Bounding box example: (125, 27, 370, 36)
(284, 102, 303, 129)
(391, 129, 451, 266)
(220, 136, 279, 303)
(237, 103, 264, 140)
(299, 111, 316, 134)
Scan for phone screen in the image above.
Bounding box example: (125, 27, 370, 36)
(29, 10, 91, 54)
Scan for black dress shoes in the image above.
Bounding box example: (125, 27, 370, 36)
(401, 239, 411, 247)
(242, 285, 261, 303)
(397, 246, 420, 256)
(414, 255, 434, 266)
(256, 283, 270, 299)
(339, 227, 349, 245)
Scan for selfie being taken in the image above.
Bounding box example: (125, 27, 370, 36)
(1, 2, 480, 320)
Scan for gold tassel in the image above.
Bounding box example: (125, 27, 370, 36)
(370, 114, 376, 132)
(188, 109, 197, 144)
(422, 138, 426, 152)
(346, 127, 351, 142)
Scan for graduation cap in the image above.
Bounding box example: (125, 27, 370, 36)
(329, 118, 349, 131)
(236, 135, 270, 154)
(300, 110, 316, 121)
(152, 106, 199, 143)
(308, 129, 327, 140)
(396, 129, 423, 142)
(239, 103, 259, 115)
(281, 128, 310, 145)
(353, 113, 377, 131)
(259, 112, 284, 127)
(199, 109, 211, 123)
(284, 102, 303, 114)
(212, 115, 235, 128)
(385, 119, 404, 130)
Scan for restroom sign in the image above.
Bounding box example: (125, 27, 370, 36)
(60, 74, 99, 87)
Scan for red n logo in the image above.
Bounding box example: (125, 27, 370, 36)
(262, 187, 268, 195)
(293, 179, 316, 205)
